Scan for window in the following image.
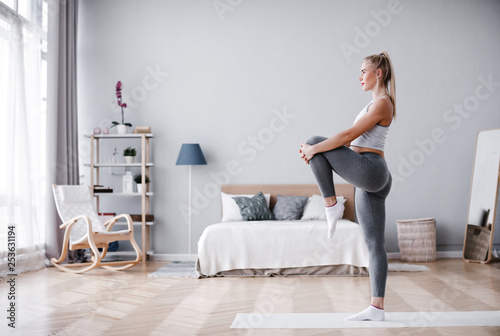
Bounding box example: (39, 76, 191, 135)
(0, 0, 48, 276)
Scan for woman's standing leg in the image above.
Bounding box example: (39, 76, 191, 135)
(347, 175, 392, 321)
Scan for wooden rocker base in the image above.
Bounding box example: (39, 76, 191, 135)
(51, 243, 141, 274)
(51, 258, 140, 274)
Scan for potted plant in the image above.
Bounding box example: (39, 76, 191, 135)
(111, 81, 132, 134)
(134, 173, 150, 193)
(123, 146, 137, 164)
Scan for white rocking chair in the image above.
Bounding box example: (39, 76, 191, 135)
(51, 184, 141, 273)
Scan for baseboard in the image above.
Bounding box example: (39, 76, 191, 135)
(388, 251, 463, 260)
(149, 253, 197, 262)
(437, 251, 463, 258)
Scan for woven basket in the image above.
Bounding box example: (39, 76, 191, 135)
(397, 218, 436, 262)
(463, 224, 491, 262)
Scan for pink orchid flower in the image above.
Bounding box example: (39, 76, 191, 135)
(111, 81, 132, 128)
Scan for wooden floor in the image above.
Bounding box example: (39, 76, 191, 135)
(1, 259, 499, 335)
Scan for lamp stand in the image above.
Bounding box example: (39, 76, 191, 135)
(176, 143, 206, 262)
(188, 165, 192, 262)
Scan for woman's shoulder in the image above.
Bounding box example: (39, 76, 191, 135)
(367, 96, 394, 123)
(370, 96, 393, 112)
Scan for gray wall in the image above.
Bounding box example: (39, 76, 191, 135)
(77, 0, 500, 255)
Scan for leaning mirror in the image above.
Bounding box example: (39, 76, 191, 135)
(463, 128, 500, 263)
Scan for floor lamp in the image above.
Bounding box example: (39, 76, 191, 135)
(176, 143, 207, 261)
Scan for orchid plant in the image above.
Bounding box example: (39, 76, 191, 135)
(111, 81, 132, 128)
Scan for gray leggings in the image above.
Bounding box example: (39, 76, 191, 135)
(306, 136, 392, 298)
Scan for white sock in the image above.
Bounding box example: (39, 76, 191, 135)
(346, 305, 385, 321)
(325, 202, 344, 238)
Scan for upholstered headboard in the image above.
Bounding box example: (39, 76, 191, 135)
(221, 184, 355, 222)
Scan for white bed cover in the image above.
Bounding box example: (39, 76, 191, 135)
(197, 219, 369, 276)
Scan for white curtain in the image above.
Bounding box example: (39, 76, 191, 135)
(0, 4, 47, 277)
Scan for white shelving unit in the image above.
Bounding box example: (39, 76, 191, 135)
(84, 133, 154, 262)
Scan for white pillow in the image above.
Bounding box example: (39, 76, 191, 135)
(221, 192, 271, 222)
(301, 194, 346, 220)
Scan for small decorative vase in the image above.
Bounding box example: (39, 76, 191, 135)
(124, 156, 134, 164)
(116, 124, 127, 134)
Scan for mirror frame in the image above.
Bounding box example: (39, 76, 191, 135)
(463, 128, 500, 263)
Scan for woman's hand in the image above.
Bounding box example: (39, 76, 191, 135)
(299, 143, 315, 164)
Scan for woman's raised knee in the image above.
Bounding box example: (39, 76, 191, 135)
(306, 135, 327, 146)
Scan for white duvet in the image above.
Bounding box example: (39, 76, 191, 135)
(197, 219, 369, 276)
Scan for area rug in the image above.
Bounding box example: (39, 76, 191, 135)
(388, 263, 430, 272)
(148, 261, 197, 278)
(148, 262, 428, 278)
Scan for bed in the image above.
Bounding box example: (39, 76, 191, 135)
(196, 184, 369, 277)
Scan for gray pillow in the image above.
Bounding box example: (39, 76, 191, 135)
(232, 192, 275, 221)
(273, 195, 309, 220)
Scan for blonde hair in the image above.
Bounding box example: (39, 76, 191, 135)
(364, 51, 396, 118)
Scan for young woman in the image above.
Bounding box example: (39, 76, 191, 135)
(299, 51, 395, 321)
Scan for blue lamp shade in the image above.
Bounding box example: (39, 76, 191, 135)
(175, 143, 207, 165)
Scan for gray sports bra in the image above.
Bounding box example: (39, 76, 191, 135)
(351, 97, 391, 151)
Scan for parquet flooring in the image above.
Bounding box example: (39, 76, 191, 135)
(1, 259, 499, 335)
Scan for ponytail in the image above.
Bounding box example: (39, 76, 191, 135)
(364, 51, 396, 118)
